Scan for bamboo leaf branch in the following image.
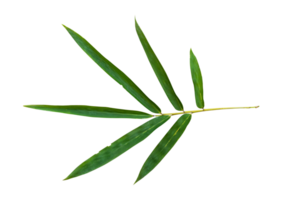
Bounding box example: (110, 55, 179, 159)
(24, 19, 259, 184)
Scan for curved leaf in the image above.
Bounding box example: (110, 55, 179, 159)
(24, 105, 153, 119)
(64, 115, 170, 180)
(63, 25, 161, 114)
(190, 49, 204, 108)
(135, 114, 192, 184)
(135, 19, 184, 111)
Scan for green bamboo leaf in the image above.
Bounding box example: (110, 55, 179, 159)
(64, 115, 170, 180)
(135, 114, 192, 184)
(62, 25, 161, 114)
(190, 49, 205, 108)
(24, 105, 153, 119)
(135, 19, 184, 111)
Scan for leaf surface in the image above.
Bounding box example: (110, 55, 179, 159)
(64, 115, 170, 180)
(135, 19, 183, 111)
(24, 105, 153, 119)
(135, 114, 192, 184)
(63, 25, 161, 114)
(190, 49, 204, 108)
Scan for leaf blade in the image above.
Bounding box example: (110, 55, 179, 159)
(63, 25, 161, 114)
(135, 19, 184, 111)
(24, 105, 153, 119)
(190, 49, 205, 108)
(64, 115, 170, 180)
(135, 114, 192, 184)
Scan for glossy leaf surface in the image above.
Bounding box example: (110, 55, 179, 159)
(135, 114, 192, 184)
(63, 25, 161, 114)
(190, 49, 204, 108)
(135, 20, 183, 111)
(64, 115, 170, 180)
(24, 105, 153, 119)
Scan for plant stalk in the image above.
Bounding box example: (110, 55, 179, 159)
(154, 105, 262, 117)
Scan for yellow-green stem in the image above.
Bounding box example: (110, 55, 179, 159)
(154, 106, 259, 117)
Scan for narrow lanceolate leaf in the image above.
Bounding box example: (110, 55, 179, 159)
(135, 19, 184, 111)
(24, 105, 153, 119)
(62, 25, 161, 114)
(135, 114, 192, 184)
(190, 49, 204, 108)
(64, 115, 170, 180)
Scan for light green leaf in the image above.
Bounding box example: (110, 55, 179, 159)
(190, 49, 204, 108)
(24, 105, 153, 119)
(64, 115, 170, 180)
(63, 25, 161, 114)
(135, 19, 184, 111)
(135, 114, 192, 184)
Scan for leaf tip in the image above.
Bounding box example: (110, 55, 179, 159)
(59, 23, 66, 29)
(21, 104, 28, 108)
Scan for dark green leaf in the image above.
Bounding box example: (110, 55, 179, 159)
(188, 47, 206, 109)
(133, 15, 186, 111)
(60, 23, 163, 114)
(131, 113, 194, 186)
(22, 104, 153, 120)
